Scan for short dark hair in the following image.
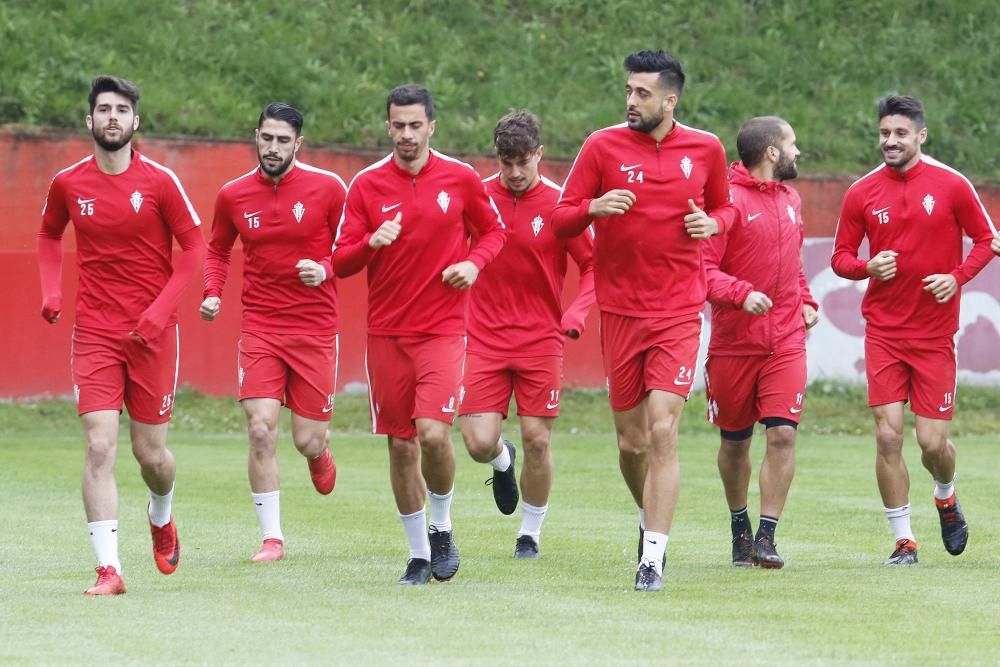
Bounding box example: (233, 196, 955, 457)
(88, 75, 139, 114)
(736, 116, 789, 168)
(623, 50, 685, 96)
(258, 103, 304, 135)
(494, 111, 541, 158)
(386, 84, 433, 119)
(878, 95, 925, 128)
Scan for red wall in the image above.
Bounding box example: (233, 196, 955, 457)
(2, 131, 997, 398)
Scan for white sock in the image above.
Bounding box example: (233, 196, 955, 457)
(490, 440, 511, 471)
(638, 508, 646, 531)
(148, 483, 174, 528)
(88, 520, 122, 574)
(427, 487, 454, 532)
(252, 491, 283, 542)
(400, 508, 431, 560)
(518, 502, 548, 541)
(934, 475, 956, 501)
(641, 530, 668, 575)
(884, 505, 915, 542)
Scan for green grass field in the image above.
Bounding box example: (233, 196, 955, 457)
(2, 391, 998, 665)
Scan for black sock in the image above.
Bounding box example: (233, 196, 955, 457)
(730, 506, 751, 537)
(757, 515, 778, 541)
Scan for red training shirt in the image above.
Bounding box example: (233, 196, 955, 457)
(203, 162, 347, 334)
(468, 173, 596, 357)
(329, 149, 507, 336)
(38, 150, 204, 342)
(552, 121, 736, 320)
(831, 155, 996, 338)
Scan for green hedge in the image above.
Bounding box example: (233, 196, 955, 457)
(2, 0, 997, 179)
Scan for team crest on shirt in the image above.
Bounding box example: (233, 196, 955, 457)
(922, 194, 936, 215)
(437, 190, 451, 213)
(531, 216, 544, 236)
(293, 201, 305, 223)
(130, 191, 143, 213)
(680, 156, 693, 179)
(787, 205, 796, 225)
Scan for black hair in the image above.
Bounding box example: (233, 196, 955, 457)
(736, 116, 789, 168)
(878, 95, 925, 128)
(258, 103, 304, 135)
(623, 50, 685, 95)
(386, 84, 434, 119)
(88, 75, 139, 114)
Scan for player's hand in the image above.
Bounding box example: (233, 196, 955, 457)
(442, 260, 480, 289)
(369, 211, 402, 248)
(683, 199, 719, 239)
(992, 233, 1000, 256)
(200, 296, 221, 321)
(296, 259, 326, 287)
(588, 189, 635, 217)
(742, 291, 773, 315)
(128, 330, 147, 345)
(802, 303, 820, 329)
(866, 250, 898, 281)
(565, 328, 580, 339)
(41, 297, 61, 324)
(922, 273, 958, 303)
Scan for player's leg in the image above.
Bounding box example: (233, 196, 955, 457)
(706, 354, 757, 566)
(459, 353, 517, 515)
(514, 415, 555, 558)
(387, 434, 433, 584)
(243, 398, 284, 561)
(81, 409, 127, 595)
(284, 332, 338, 496)
(910, 337, 966, 555)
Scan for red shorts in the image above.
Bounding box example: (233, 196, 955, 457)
(865, 333, 957, 420)
(600, 312, 703, 412)
(366, 334, 465, 438)
(459, 353, 563, 418)
(71, 325, 179, 424)
(704, 349, 807, 431)
(238, 331, 339, 421)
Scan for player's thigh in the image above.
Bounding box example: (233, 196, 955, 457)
(409, 335, 464, 425)
(908, 337, 957, 420)
(367, 335, 417, 439)
(756, 349, 808, 424)
(511, 355, 563, 418)
(705, 354, 763, 431)
(645, 316, 702, 400)
(284, 333, 339, 421)
(459, 353, 514, 418)
(600, 311, 646, 412)
(865, 334, 910, 408)
(72, 327, 127, 416)
(123, 324, 179, 425)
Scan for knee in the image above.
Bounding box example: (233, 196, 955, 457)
(84, 434, 116, 469)
(616, 428, 647, 457)
(918, 432, 949, 457)
(294, 428, 328, 455)
(875, 422, 903, 453)
(247, 416, 278, 453)
(417, 424, 451, 452)
(766, 425, 797, 451)
(388, 438, 421, 466)
(522, 432, 551, 464)
(649, 416, 679, 451)
(463, 434, 496, 463)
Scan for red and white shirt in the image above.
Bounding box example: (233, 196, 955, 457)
(38, 150, 203, 341)
(832, 155, 996, 338)
(468, 174, 596, 358)
(704, 162, 817, 356)
(552, 121, 736, 320)
(329, 150, 506, 336)
(203, 162, 347, 334)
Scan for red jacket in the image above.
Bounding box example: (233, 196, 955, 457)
(832, 156, 995, 338)
(704, 162, 817, 355)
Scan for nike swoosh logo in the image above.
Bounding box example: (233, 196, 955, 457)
(165, 541, 180, 567)
(790, 407, 802, 414)
(244, 210, 262, 219)
(441, 406, 456, 413)
(673, 379, 692, 386)
(871, 206, 889, 215)
(620, 163, 643, 172)
(159, 407, 171, 416)
(322, 406, 333, 413)
(77, 197, 96, 204)
(382, 203, 402, 213)
(546, 402, 560, 410)
(748, 213, 762, 222)
(939, 405, 954, 412)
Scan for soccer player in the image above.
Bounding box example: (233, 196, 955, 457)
(37, 75, 205, 595)
(832, 95, 996, 565)
(200, 103, 345, 562)
(703, 117, 819, 569)
(552, 51, 735, 591)
(316, 84, 506, 585)
(460, 111, 596, 559)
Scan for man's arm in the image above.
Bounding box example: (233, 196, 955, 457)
(200, 190, 239, 320)
(560, 227, 597, 338)
(702, 216, 755, 308)
(795, 202, 820, 328)
(948, 179, 997, 286)
(552, 136, 611, 239)
(37, 176, 70, 323)
(831, 190, 874, 281)
(443, 177, 507, 290)
(699, 139, 737, 237)
(328, 183, 378, 279)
